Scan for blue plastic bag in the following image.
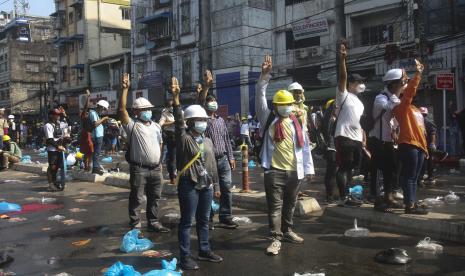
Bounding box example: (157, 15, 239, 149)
(120, 229, 154, 253)
(349, 185, 363, 200)
(104, 261, 142, 276)
(0, 201, 21, 213)
(211, 201, 219, 213)
(21, 155, 32, 163)
(102, 156, 113, 163)
(142, 258, 181, 276)
(248, 160, 256, 168)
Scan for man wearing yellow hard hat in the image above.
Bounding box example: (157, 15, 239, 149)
(0, 135, 21, 170)
(256, 54, 314, 256)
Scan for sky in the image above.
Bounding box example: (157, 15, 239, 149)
(0, 0, 55, 17)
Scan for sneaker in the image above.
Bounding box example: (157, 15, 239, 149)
(392, 191, 404, 200)
(219, 219, 239, 229)
(283, 230, 304, 244)
(147, 223, 170, 233)
(265, 239, 281, 256)
(180, 256, 200, 270)
(130, 222, 142, 230)
(47, 184, 59, 192)
(198, 251, 223, 263)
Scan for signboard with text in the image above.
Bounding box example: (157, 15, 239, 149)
(292, 18, 329, 40)
(436, 73, 455, 90)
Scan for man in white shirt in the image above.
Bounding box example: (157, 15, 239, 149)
(44, 108, 66, 191)
(335, 43, 366, 203)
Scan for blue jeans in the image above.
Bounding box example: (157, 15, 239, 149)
(398, 144, 425, 205)
(216, 155, 232, 221)
(178, 177, 213, 257)
(92, 137, 103, 169)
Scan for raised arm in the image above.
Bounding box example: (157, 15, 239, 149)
(401, 59, 423, 105)
(198, 70, 213, 106)
(255, 54, 272, 127)
(118, 73, 131, 125)
(82, 89, 91, 115)
(171, 77, 186, 137)
(337, 42, 347, 93)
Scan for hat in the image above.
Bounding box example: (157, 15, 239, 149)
(97, 99, 110, 109)
(7, 114, 14, 119)
(383, 69, 405, 82)
(2, 135, 10, 142)
(348, 73, 366, 82)
(48, 108, 62, 115)
(132, 97, 154, 109)
(184, 105, 208, 119)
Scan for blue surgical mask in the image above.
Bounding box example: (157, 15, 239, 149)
(207, 101, 218, 112)
(277, 106, 293, 118)
(194, 121, 208, 134)
(140, 110, 152, 121)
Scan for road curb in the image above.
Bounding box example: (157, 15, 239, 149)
(321, 205, 465, 243)
(12, 163, 47, 175)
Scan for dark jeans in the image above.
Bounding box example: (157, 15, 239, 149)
(420, 147, 434, 180)
(178, 177, 213, 257)
(335, 136, 362, 198)
(324, 150, 339, 199)
(264, 168, 301, 239)
(128, 165, 163, 228)
(368, 137, 396, 198)
(398, 144, 425, 206)
(164, 132, 177, 180)
(92, 137, 103, 169)
(214, 155, 232, 222)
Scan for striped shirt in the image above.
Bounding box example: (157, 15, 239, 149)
(205, 115, 234, 161)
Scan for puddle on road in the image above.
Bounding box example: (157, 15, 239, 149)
(50, 225, 114, 240)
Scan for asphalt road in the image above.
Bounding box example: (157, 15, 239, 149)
(1, 170, 465, 276)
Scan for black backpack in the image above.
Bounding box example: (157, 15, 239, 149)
(359, 92, 388, 132)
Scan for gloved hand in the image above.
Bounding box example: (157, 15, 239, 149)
(429, 143, 437, 152)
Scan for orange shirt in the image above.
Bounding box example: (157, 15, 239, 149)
(393, 74, 428, 156)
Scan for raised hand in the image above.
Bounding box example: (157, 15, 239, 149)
(261, 54, 272, 75)
(339, 43, 347, 60)
(85, 89, 90, 97)
(195, 83, 202, 94)
(203, 70, 213, 88)
(121, 73, 130, 89)
(415, 59, 424, 74)
(171, 77, 180, 97)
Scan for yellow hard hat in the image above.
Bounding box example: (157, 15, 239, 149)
(272, 90, 295, 104)
(2, 135, 10, 142)
(325, 99, 335, 110)
(75, 152, 84, 159)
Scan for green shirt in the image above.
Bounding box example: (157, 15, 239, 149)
(8, 141, 21, 158)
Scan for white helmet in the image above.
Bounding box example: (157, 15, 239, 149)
(288, 82, 304, 92)
(8, 115, 14, 119)
(96, 99, 110, 109)
(184, 105, 208, 120)
(383, 69, 404, 82)
(132, 97, 154, 109)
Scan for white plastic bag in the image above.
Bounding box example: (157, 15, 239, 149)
(294, 273, 325, 276)
(344, 218, 369, 237)
(232, 216, 252, 224)
(416, 237, 443, 253)
(444, 191, 460, 204)
(423, 197, 444, 206)
(48, 215, 66, 221)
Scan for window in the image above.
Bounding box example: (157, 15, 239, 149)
(147, 19, 171, 40)
(181, 1, 191, 34)
(69, 42, 75, 53)
(61, 66, 68, 82)
(361, 25, 393, 46)
(26, 63, 39, 73)
(69, 12, 74, 24)
(122, 35, 130, 48)
(182, 54, 191, 90)
(22, 54, 45, 62)
(136, 24, 146, 46)
(122, 8, 130, 20)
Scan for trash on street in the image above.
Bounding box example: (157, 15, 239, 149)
(120, 229, 154, 253)
(416, 237, 443, 253)
(344, 219, 369, 237)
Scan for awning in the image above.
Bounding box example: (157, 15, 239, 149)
(71, 64, 85, 70)
(137, 11, 170, 24)
(70, 0, 83, 8)
(90, 57, 123, 67)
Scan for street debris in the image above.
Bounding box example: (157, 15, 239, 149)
(48, 215, 66, 221)
(141, 250, 173, 258)
(69, 208, 87, 213)
(47, 257, 59, 265)
(344, 219, 369, 237)
(444, 191, 460, 204)
(104, 261, 140, 276)
(42, 228, 51, 231)
(0, 251, 14, 268)
(232, 216, 252, 224)
(71, 239, 91, 247)
(20, 155, 32, 164)
(8, 217, 26, 222)
(41, 197, 57, 204)
(62, 219, 83, 226)
(120, 229, 153, 253)
(0, 269, 16, 276)
(104, 259, 181, 276)
(375, 248, 412, 264)
(349, 185, 363, 200)
(52, 273, 72, 276)
(294, 273, 325, 276)
(75, 198, 95, 203)
(416, 237, 443, 254)
(0, 215, 10, 220)
(422, 197, 445, 206)
(0, 202, 21, 213)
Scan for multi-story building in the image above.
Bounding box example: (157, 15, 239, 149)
(0, 15, 57, 119)
(52, 0, 131, 116)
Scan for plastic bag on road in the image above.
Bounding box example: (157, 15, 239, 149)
(142, 258, 181, 276)
(20, 155, 32, 163)
(294, 273, 325, 276)
(344, 219, 369, 237)
(102, 156, 113, 163)
(444, 191, 460, 204)
(0, 201, 21, 214)
(48, 215, 65, 221)
(104, 261, 141, 276)
(349, 185, 363, 200)
(232, 216, 252, 224)
(120, 229, 154, 253)
(416, 237, 443, 253)
(423, 197, 444, 206)
(66, 154, 76, 166)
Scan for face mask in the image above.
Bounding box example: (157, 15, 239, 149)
(207, 101, 218, 112)
(140, 110, 152, 121)
(355, 83, 366, 93)
(277, 106, 293, 118)
(194, 121, 208, 134)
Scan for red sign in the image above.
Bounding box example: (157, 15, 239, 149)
(436, 73, 455, 90)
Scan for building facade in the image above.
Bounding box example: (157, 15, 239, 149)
(52, 0, 131, 116)
(0, 15, 57, 119)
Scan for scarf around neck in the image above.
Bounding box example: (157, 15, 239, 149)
(273, 114, 304, 148)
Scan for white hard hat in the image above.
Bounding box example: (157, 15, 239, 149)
(96, 99, 109, 109)
(184, 105, 208, 120)
(288, 82, 304, 91)
(132, 97, 154, 109)
(383, 69, 404, 82)
(8, 115, 14, 119)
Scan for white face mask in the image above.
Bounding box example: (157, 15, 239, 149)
(194, 121, 208, 134)
(207, 101, 218, 112)
(277, 106, 293, 118)
(355, 83, 366, 93)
